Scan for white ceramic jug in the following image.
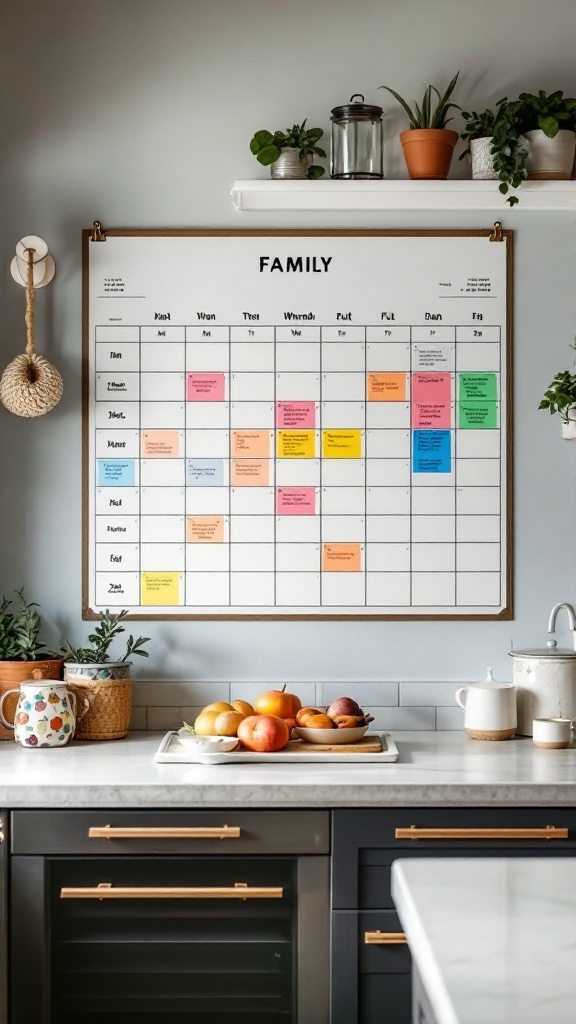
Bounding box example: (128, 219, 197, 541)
(455, 669, 517, 740)
(0, 678, 88, 748)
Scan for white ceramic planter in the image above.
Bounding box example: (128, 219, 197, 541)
(525, 129, 576, 179)
(561, 410, 576, 439)
(270, 148, 310, 180)
(470, 137, 498, 180)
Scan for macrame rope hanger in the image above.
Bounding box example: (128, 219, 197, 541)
(0, 235, 63, 417)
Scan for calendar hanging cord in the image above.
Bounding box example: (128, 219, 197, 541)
(0, 242, 63, 418)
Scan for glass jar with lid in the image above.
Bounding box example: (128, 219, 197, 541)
(330, 94, 383, 179)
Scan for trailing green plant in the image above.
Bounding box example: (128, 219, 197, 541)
(539, 346, 576, 419)
(459, 98, 510, 155)
(379, 71, 461, 129)
(250, 120, 326, 178)
(59, 609, 150, 664)
(0, 588, 49, 661)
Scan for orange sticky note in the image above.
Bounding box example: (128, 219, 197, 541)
(142, 430, 181, 457)
(367, 373, 406, 401)
(231, 430, 270, 458)
(186, 516, 224, 543)
(231, 460, 270, 485)
(322, 544, 362, 572)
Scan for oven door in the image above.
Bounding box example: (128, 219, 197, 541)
(11, 854, 329, 1024)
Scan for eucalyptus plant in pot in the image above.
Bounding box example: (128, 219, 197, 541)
(60, 609, 149, 740)
(379, 72, 461, 179)
(0, 589, 63, 740)
(250, 120, 326, 179)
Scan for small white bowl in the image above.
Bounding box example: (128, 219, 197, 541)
(177, 730, 239, 752)
(293, 724, 369, 745)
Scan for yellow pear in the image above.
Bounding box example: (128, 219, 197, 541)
(214, 710, 245, 736)
(193, 710, 220, 736)
(203, 702, 231, 714)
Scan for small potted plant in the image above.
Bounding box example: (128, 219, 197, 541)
(460, 98, 528, 204)
(516, 89, 576, 180)
(379, 72, 461, 179)
(60, 609, 149, 740)
(539, 353, 576, 440)
(250, 119, 326, 179)
(0, 589, 63, 740)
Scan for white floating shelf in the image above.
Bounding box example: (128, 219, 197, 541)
(231, 179, 576, 212)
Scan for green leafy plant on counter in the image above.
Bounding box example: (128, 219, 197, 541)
(0, 588, 48, 660)
(379, 71, 461, 129)
(250, 119, 326, 178)
(59, 609, 150, 664)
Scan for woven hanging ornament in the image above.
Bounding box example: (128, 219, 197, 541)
(0, 247, 63, 417)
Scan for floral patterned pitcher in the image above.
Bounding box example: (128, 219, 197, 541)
(0, 675, 88, 747)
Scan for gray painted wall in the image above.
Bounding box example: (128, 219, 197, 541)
(1, 0, 575, 690)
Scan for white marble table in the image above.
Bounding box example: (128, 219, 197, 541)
(392, 857, 576, 1024)
(1, 731, 576, 806)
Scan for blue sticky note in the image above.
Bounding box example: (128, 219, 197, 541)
(186, 459, 224, 486)
(97, 460, 135, 486)
(413, 430, 451, 473)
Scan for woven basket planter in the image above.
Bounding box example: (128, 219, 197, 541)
(63, 662, 132, 740)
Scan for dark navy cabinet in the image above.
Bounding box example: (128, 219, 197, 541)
(332, 808, 576, 1024)
(0, 812, 6, 1024)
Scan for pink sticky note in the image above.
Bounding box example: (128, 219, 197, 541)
(276, 487, 316, 515)
(276, 402, 316, 429)
(187, 372, 225, 401)
(412, 373, 451, 406)
(413, 402, 452, 429)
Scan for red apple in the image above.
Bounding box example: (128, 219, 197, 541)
(327, 697, 362, 718)
(237, 714, 290, 752)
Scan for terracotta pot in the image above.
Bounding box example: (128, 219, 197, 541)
(0, 658, 64, 739)
(400, 128, 458, 179)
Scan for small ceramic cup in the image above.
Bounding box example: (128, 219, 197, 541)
(532, 718, 574, 749)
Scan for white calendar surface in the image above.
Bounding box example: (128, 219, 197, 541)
(83, 229, 512, 619)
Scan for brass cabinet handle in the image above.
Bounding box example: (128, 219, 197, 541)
(365, 931, 408, 945)
(60, 882, 282, 900)
(395, 825, 568, 841)
(88, 825, 241, 840)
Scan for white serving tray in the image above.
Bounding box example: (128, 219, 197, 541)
(154, 731, 399, 765)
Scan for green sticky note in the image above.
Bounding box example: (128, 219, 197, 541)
(459, 402, 498, 429)
(459, 373, 497, 402)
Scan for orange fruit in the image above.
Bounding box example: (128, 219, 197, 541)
(305, 714, 336, 730)
(193, 710, 220, 735)
(203, 702, 232, 714)
(214, 710, 245, 737)
(295, 707, 321, 726)
(231, 700, 254, 717)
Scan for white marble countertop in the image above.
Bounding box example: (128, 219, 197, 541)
(392, 857, 576, 1024)
(1, 731, 576, 807)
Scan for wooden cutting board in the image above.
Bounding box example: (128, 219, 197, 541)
(280, 736, 383, 754)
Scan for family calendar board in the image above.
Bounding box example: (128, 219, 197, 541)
(83, 228, 513, 620)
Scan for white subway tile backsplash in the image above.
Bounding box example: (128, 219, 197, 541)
(133, 681, 230, 707)
(365, 706, 435, 731)
(436, 706, 465, 731)
(147, 706, 185, 732)
(129, 706, 147, 731)
(319, 682, 399, 707)
(230, 682, 317, 706)
(400, 682, 462, 707)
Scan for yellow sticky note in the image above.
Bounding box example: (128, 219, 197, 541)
(322, 544, 362, 572)
(141, 572, 180, 606)
(322, 429, 361, 458)
(186, 516, 224, 543)
(277, 430, 316, 459)
(367, 373, 406, 402)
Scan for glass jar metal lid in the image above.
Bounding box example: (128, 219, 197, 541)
(331, 94, 383, 120)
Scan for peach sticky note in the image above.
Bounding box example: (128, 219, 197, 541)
(277, 431, 316, 459)
(322, 429, 361, 458)
(231, 430, 270, 458)
(141, 572, 180, 606)
(186, 516, 224, 543)
(276, 487, 316, 515)
(276, 402, 316, 429)
(142, 430, 181, 458)
(231, 460, 269, 485)
(367, 373, 406, 402)
(186, 372, 225, 401)
(322, 544, 361, 572)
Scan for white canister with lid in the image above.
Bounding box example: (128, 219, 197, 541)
(509, 642, 576, 736)
(455, 669, 517, 740)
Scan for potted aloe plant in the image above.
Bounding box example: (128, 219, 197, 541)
(0, 589, 63, 740)
(379, 72, 461, 179)
(60, 609, 149, 740)
(250, 120, 326, 179)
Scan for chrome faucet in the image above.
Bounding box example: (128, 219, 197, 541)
(547, 602, 576, 650)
